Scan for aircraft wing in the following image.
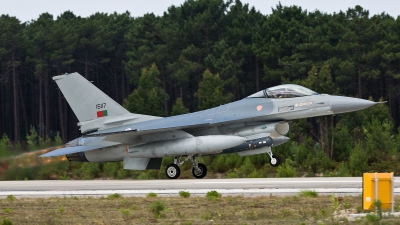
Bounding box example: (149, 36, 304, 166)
(41, 145, 105, 157)
(86, 123, 211, 144)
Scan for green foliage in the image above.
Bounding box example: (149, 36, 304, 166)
(195, 69, 233, 110)
(374, 200, 382, 219)
(147, 192, 157, 197)
(58, 206, 65, 214)
(276, 159, 297, 177)
(150, 200, 165, 217)
(120, 209, 131, 216)
(298, 190, 318, 198)
(348, 143, 368, 176)
(26, 125, 43, 146)
(0, 134, 11, 147)
(304, 149, 333, 174)
(331, 193, 341, 213)
(206, 190, 221, 201)
(1, 218, 12, 225)
(3, 209, 12, 214)
(365, 213, 380, 224)
(335, 163, 351, 177)
(179, 191, 190, 198)
(364, 117, 396, 163)
(6, 195, 15, 202)
(102, 162, 121, 178)
(54, 132, 62, 144)
(107, 193, 121, 199)
(72, 163, 100, 180)
(301, 64, 333, 94)
(210, 154, 242, 173)
(131, 205, 139, 210)
(123, 63, 169, 116)
(238, 157, 256, 177)
(171, 98, 189, 116)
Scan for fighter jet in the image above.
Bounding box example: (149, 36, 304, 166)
(41, 72, 378, 179)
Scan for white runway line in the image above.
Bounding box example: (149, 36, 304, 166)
(198, 180, 362, 184)
(1, 187, 395, 198)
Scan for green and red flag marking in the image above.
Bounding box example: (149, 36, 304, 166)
(97, 110, 108, 118)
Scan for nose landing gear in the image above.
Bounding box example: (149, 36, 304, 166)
(266, 147, 280, 167)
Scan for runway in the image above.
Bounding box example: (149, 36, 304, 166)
(1, 177, 399, 198)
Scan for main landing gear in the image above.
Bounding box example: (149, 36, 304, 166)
(266, 147, 280, 167)
(165, 155, 207, 179)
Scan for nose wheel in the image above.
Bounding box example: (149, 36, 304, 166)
(269, 156, 280, 167)
(266, 147, 280, 167)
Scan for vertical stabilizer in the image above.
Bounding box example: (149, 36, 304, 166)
(53, 72, 129, 122)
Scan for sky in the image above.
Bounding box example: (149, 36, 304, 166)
(1, 0, 399, 23)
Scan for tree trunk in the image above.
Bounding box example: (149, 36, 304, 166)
(160, 64, 168, 114)
(12, 49, 20, 142)
(255, 58, 259, 92)
(58, 91, 66, 143)
(38, 71, 44, 140)
(357, 43, 362, 98)
(45, 71, 50, 140)
(85, 52, 88, 79)
(121, 63, 125, 102)
(330, 115, 334, 160)
(19, 86, 29, 139)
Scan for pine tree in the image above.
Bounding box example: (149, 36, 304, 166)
(123, 63, 169, 116)
(171, 98, 189, 116)
(195, 69, 233, 110)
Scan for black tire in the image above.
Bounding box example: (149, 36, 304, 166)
(192, 163, 207, 179)
(165, 164, 180, 179)
(269, 156, 280, 167)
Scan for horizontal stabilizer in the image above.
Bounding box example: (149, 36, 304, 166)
(41, 145, 103, 157)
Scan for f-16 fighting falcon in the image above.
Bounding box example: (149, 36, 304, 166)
(41, 72, 378, 179)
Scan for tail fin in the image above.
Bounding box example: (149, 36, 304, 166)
(53, 72, 129, 122)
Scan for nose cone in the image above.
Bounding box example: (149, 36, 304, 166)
(330, 96, 376, 114)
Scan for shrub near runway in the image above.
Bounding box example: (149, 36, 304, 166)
(3, 195, 400, 224)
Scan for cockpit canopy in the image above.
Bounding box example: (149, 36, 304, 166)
(247, 84, 319, 99)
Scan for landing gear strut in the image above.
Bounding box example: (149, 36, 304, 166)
(266, 147, 280, 167)
(165, 155, 207, 179)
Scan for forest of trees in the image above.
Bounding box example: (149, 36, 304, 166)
(1, 0, 400, 178)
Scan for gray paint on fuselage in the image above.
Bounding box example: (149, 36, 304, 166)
(88, 94, 332, 138)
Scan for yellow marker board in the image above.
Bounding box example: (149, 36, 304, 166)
(363, 173, 394, 211)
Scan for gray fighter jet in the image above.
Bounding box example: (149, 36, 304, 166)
(41, 72, 377, 179)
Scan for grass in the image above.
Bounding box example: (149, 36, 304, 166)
(150, 200, 165, 217)
(6, 195, 15, 202)
(206, 190, 221, 201)
(107, 193, 121, 199)
(2, 195, 400, 224)
(299, 189, 318, 198)
(147, 192, 157, 197)
(179, 191, 190, 198)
